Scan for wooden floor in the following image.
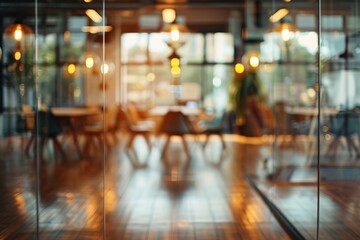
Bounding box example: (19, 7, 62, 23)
(0, 133, 290, 239)
(1, 133, 360, 239)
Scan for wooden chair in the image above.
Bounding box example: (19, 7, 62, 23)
(157, 110, 194, 160)
(25, 110, 66, 161)
(197, 112, 227, 150)
(125, 102, 155, 129)
(327, 110, 360, 157)
(81, 105, 118, 156)
(21, 104, 35, 133)
(117, 106, 154, 152)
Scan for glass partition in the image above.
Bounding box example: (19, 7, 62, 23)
(1, 9, 38, 239)
(1, 0, 360, 239)
(248, 0, 320, 239)
(38, 2, 107, 238)
(0, 0, 108, 238)
(319, 0, 360, 238)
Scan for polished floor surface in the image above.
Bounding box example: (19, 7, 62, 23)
(0, 134, 290, 239)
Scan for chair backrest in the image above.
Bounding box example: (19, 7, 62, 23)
(84, 104, 102, 126)
(126, 103, 140, 125)
(35, 110, 63, 137)
(105, 105, 118, 130)
(158, 111, 191, 135)
(116, 106, 134, 130)
(22, 104, 35, 130)
(331, 111, 359, 136)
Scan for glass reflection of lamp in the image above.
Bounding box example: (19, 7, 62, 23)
(268, 8, 298, 62)
(242, 50, 261, 72)
(3, 22, 34, 106)
(271, 22, 298, 62)
(98, 61, 114, 91)
(4, 22, 33, 49)
(80, 52, 101, 80)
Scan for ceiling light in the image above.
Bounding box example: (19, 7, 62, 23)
(3, 23, 33, 49)
(161, 23, 190, 50)
(269, 8, 289, 23)
(85, 9, 102, 23)
(82, 26, 113, 34)
(162, 9, 176, 23)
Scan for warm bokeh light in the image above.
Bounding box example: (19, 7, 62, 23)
(101, 63, 109, 74)
(85, 56, 94, 68)
(249, 56, 260, 68)
(269, 8, 289, 23)
(162, 9, 176, 23)
(68, 63, 76, 74)
(161, 23, 190, 49)
(235, 63, 245, 74)
(147, 72, 156, 82)
(82, 26, 113, 34)
(85, 9, 103, 23)
(171, 66, 181, 76)
(4, 23, 33, 49)
(281, 28, 291, 41)
(170, 57, 180, 67)
(170, 29, 180, 42)
(14, 28, 22, 41)
(14, 51, 21, 60)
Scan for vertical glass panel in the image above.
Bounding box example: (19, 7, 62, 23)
(35, 1, 106, 238)
(249, 0, 319, 239)
(0, 11, 38, 239)
(320, 0, 360, 238)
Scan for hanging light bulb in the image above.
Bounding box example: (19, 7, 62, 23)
(162, 9, 176, 23)
(161, 23, 190, 50)
(80, 52, 100, 69)
(242, 50, 261, 72)
(63, 62, 78, 79)
(235, 63, 245, 74)
(3, 22, 33, 50)
(269, 22, 298, 42)
(14, 50, 22, 61)
(79, 52, 101, 80)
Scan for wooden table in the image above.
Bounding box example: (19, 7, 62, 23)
(284, 106, 338, 116)
(51, 107, 101, 158)
(149, 106, 199, 117)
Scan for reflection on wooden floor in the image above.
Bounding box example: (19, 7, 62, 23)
(0, 133, 289, 239)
